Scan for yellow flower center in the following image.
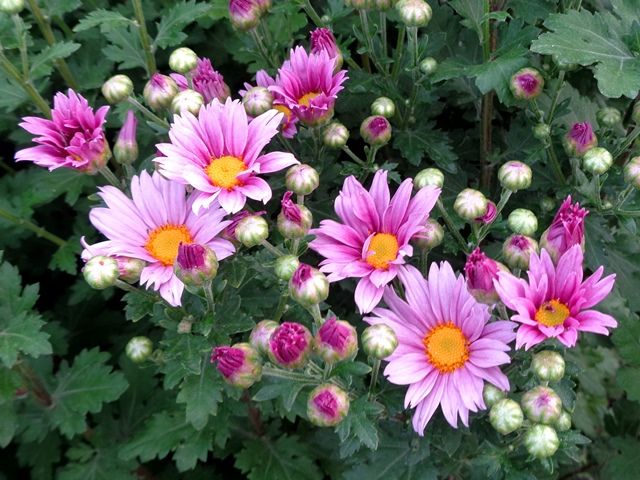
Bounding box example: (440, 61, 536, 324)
(298, 92, 321, 107)
(273, 104, 292, 121)
(366, 233, 399, 270)
(535, 299, 570, 327)
(205, 155, 246, 189)
(145, 224, 193, 266)
(423, 323, 470, 373)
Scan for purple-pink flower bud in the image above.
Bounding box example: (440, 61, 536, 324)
(464, 248, 505, 305)
(114, 110, 138, 165)
(277, 191, 313, 239)
(143, 73, 179, 111)
(191, 58, 231, 104)
(307, 383, 350, 427)
(502, 234, 539, 270)
(229, 0, 262, 31)
(289, 264, 329, 306)
(315, 317, 358, 363)
(360, 115, 392, 146)
(564, 121, 597, 157)
(521, 386, 563, 424)
(268, 322, 313, 369)
(510, 67, 544, 100)
(222, 210, 266, 244)
(310, 27, 343, 72)
(249, 320, 279, 355)
(539, 195, 588, 264)
(174, 243, 219, 286)
(211, 343, 262, 388)
(475, 200, 497, 224)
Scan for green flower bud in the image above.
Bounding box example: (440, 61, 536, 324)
(412, 218, 444, 250)
(524, 424, 559, 458)
(597, 107, 622, 127)
(285, 164, 320, 196)
(483, 383, 506, 408)
(498, 161, 532, 191)
(503, 234, 539, 270)
(490, 398, 524, 435)
(371, 97, 396, 118)
(289, 264, 329, 307)
(144, 73, 179, 111)
(169, 47, 198, 74)
(396, 0, 432, 27)
(362, 324, 398, 359)
(117, 257, 146, 283)
(533, 123, 551, 141)
(274, 255, 300, 281)
(235, 215, 269, 248)
(126, 336, 153, 363)
(624, 156, 640, 189)
(323, 121, 350, 149)
(507, 209, 538, 236)
(102, 74, 134, 104)
(414, 167, 444, 189)
(83, 256, 119, 290)
(242, 86, 274, 117)
(173, 243, 218, 287)
(419, 57, 438, 76)
(171, 89, 204, 116)
(531, 350, 565, 382)
(583, 147, 613, 175)
(249, 320, 280, 356)
(454, 188, 488, 221)
(521, 386, 563, 424)
(540, 197, 555, 212)
(555, 410, 572, 432)
(0, 0, 24, 14)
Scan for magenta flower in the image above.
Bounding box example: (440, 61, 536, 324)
(540, 196, 588, 263)
(315, 317, 358, 362)
(565, 121, 597, 157)
(171, 58, 230, 104)
(366, 262, 516, 435)
(269, 322, 313, 369)
(155, 98, 298, 214)
(86, 171, 234, 306)
(270, 46, 348, 126)
(310, 27, 343, 70)
(464, 248, 504, 305)
(494, 245, 616, 350)
(211, 343, 262, 388)
(309, 170, 440, 313)
(15, 89, 109, 173)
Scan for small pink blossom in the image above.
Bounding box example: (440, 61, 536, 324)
(540, 196, 588, 263)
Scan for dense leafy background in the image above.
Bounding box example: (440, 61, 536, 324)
(1, 0, 640, 478)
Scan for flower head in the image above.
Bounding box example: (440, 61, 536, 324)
(86, 171, 234, 306)
(16, 89, 110, 173)
(360, 115, 392, 146)
(155, 98, 298, 214)
(366, 263, 516, 435)
(172, 58, 230, 104)
(144, 73, 179, 111)
(277, 191, 313, 239)
(307, 384, 350, 427)
(310, 27, 343, 71)
(565, 121, 597, 157)
(310, 170, 440, 313)
(228, 0, 262, 30)
(475, 200, 497, 224)
(464, 248, 504, 305)
(539, 196, 588, 263)
(494, 245, 616, 350)
(289, 264, 329, 306)
(211, 343, 262, 388)
(510, 67, 544, 100)
(249, 320, 279, 355)
(521, 386, 562, 424)
(270, 46, 348, 126)
(502, 234, 538, 270)
(269, 322, 313, 369)
(315, 317, 358, 362)
(174, 243, 219, 286)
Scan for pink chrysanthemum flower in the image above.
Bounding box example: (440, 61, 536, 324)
(155, 98, 298, 214)
(494, 245, 616, 350)
(269, 46, 348, 126)
(171, 58, 230, 104)
(540, 195, 588, 263)
(366, 263, 516, 435)
(15, 89, 109, 173)
(309, 170, 440, 313)
(86, 171, 234, 306)
(241, 70, 299, 138)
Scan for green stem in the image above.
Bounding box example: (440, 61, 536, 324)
(545, 71, 565, 125)
(261, 240, 284, 257)
(309, 303, 324, 326)
(368, 358, 381, 400)
(14, 361, 52, 406)
(546, 142, 567, 184)
(342, 145, 366, 166)
(420, 249, 429, 275)
(99, 166, 122, 188)
(127, 97, 169, 128)
(408, 26, 419, 66)
(25, 0, 79, 90)
(262, 365, 319, 383)
(204, 280, 216, 316)
(481, 0, 491, 61)
(616, 184, 635, 209)
(479, 0, 494, 190)
(497, 304, 510, 321)
(614, 124, 640, 159)
(379, 12, 388, 71)
(477, 189, 512, 243)
(302, 0, 324, 27)
(593, 174, 603, 210)
(272, 292, 288, 322)
(0, 207, 66, 247)
(391, 26, 405, 81)
(131, 0, 156, 75)
(0, 48, 50, 117)
(12, 15, 29, 78)
(436, 199, 468, 253)
(250, 28, 278, 70)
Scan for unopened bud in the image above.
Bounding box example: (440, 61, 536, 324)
(583, 147, 613, 175)
(174, 243, 218, 287)
(531, 350, 565, 382)
(307, 384, 350, 427)
(126, 336, 153, 363)
(597, 107, 621, 127)
(412, 218, 444, 250)
(396, 0, 432, 27)
(533, 123, 551, 141)
(0, 0, 24, 14)
(414, 168, 444, 189)
(274, 255, 300, 281)
(507, 209, 538, 236)
(83, 256, 119, 289)
(483, 383, 506, 408)
(242, 86, 273, 116)
(360, 115, 392, 146)
(524, 424, 559, 458)
(117, 257, 146, 283)
(211, 343, 262, 388)
(285, 164, 320, 195)
(475, 200, 497, 225)
(250, 320, 280, 355)
(555, 410, 571, 432)
(502, 234, 538, 270)
(419, 57, 438, 75)
(102, 74, 133, 104)
(498, 161, 532, 191)
(315, 317, 358, 363)
(143, 73, 179, 111)
(454, 188, 488, 221)
(510, 68, 544, 100)
(289, 264, 329, 307)
(114, 110, 138, 165)
(269, 322, 313, 369)
(371, 97, 396, 118)
(169, 47, 198, 74)
(521, 386, 563, 424)
(323, 121, 349, 149)
(235, 215, 269, 248)
(177, 318, 193, 334)
(171, 89, 204, 115)
(362, 324, 398, 359)
(624, 156, 640, 189)
(490, 398, 524, 435)
(564, 121, 597, 158)
(229, 0, 262, 31)
(277, 192, 313, 239)
(540, 197, 555, 212)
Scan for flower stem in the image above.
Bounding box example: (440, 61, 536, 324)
(477, 189, 512, 243)
(272, 292, 288, 322)
(616, 184, 635, 209)
(379, 12, 388, 71)
(391, 26, 405, 81)
(546, 141, 566, 184)
(545, 70, 565, 125)
(261, 240, 284, 257)
(368, 358, 381, 400)
(302, 0, 324, 27)
(0, 207, 66, 247)
(341, 145, 366, 166)
(14, 360, 52, 407)
(99, 166, 122, 188)
(204, 280, 216, 317)
(12, 15, 29, 78)
(131, 0, 156, 75)
(308, 303, 324, 326)
(263, 365, 319, 383)
(127, 97, 169, 129)
(614, 124, 640, 159)
(479, 0, 495, 190)
(0, 48, 50, 117)
(407, 26, 419, 66)
(250, 28, 278, 70)
(436, 199, 469, 253)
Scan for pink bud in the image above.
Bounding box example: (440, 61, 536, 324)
(360, 115, 392, 146)
(174, 243, 218, 286)
(143, 73, 178, 111)
(268, 322, 313, 369)
(191, 58, 231, 104)
(502, 234, 539, 270)
(229, 0, 262, 31)
(564, 122, 597, 157)
(464, 248, 505, 304)
(475, 200, 497, 224)
(510, 68, 544, 100)
(249, 320, 279, 355)
(114, 110, 138, 165)
(539, 195, 588, 264)
(315, 317, 358, 363)
(211, 343, 262, 388)
(222, 210, 266, 244)
(277, 191, 313, 239)
(307, 384, 350, 427)
(310, 27, 343, 71)
(289, 264, 329, 306)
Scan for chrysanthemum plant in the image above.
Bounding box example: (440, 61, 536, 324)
(1, 0, 640, 478)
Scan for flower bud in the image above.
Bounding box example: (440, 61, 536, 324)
(169, 47, 198, 74)
(323, 121, 350, 149)
(539, 196, 587, 264)
(289, 264, 329, 307)
(483, 383, 506, 408)
(373, 0, 392, 9)
(274, 254, 300, 281)
(362, 324, 398, 359)
(454, 188, 488, 221)
(507, 209, 538, 236)
(564, 121, 597, 157)
(211, 343, 262, 388)
(269, 322, 313, 369)
(143, 73, 179, 111)
(229, 0, 262, 31)
(490, 398, 524, 435)
(117, 257, 146, 283)
(414, 168, 444, 189)
(412, 218, 444, 250)
(531, 350, 565, 382)
(310, 27, 343, 72)
(555, 410, 571, 432)
(177, 317, 193, 334)
(396, 0, 432, 27)
(174, 243, 218, 287)
(419, 57, 438, 75)
(475, 200, 497, 225)
(285, 164, 320, 195)
(597, 107, 621, 127)
(510, 68, 544, 100)
(0, 0, 24, 14)
(524, 424, 559, 458)
(101, 74, 133, 104)
(125, 336, 153, 363)
(371, 97, 396, 118)
(307, 384, 350, 427)
(464, 248, 505, 305)
(277, 191, 313, 239)
(502, 234, 538, 270)
(249, 320, 279, 355)
(360, 115, 392, 146)
(83, 256, 119, 289)
(242, 86, 273, 116)
(315, 317, 358, 363)
(171, 89, 204, 115)
(521, 386, 563, 424)
(345, 0, 370, 9)
(552, 54, 578, 71)
(235, 215, 269, 248)
(624, 156, 640, 189)
(114, 110, 138, 165)
(498, 161, 532, 191)
(583, 147, 613, 175)
(540, 197, 555, 212)
(533, 123, 551, 141)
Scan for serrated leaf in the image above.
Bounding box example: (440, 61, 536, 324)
(393, 127, 458, 173)
(153, 1, 212, 49)
(74, 10, 133, 33)
(173, 428, 212, 472)
(252, 379, 306, 411)
(47, 0, 82, 16)
(103, 26, 147, 71)
(30, 42, 81, 80)
(612, 316, 640, 365)
(617, 366, 640, 402)
(176, 366, 224, 430)
(449, 0, 485, 42)
(0, 402, 17, 447)
(119, 411, 192, 462)
(49, 237, 80, 275)
(602, 437, 640, 480)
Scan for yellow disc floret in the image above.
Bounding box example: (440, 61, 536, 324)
(366, 233, 399, 270)
(424, 322, 470, 373)
(535, 299, 570, 327)
(145, 224, 193, 266)
(205, 155, 246, 189)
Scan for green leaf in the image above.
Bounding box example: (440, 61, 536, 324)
(235, 434, 322, 480)
(74, 9, 133, 33)
(331, 361, 372, 378)
(49, 236, 81, 275)
(47, 0, 82, 16)
(103, 26, 147, 71)
(617, 366, 640, 402)
(252, 379, 306, 411)
(0, 402, 17, 447)
(449, 0, 485, 42)
(613, 315, 640, 365)
(153, 1, 212, 49)
(531, 10, 640, 98)
(30, 42, 81, 80)
(393, 127, 458, 173)
(176, 365, 224, 430)
(602, 437, 640, 480)
(173, 428, 213, 472)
